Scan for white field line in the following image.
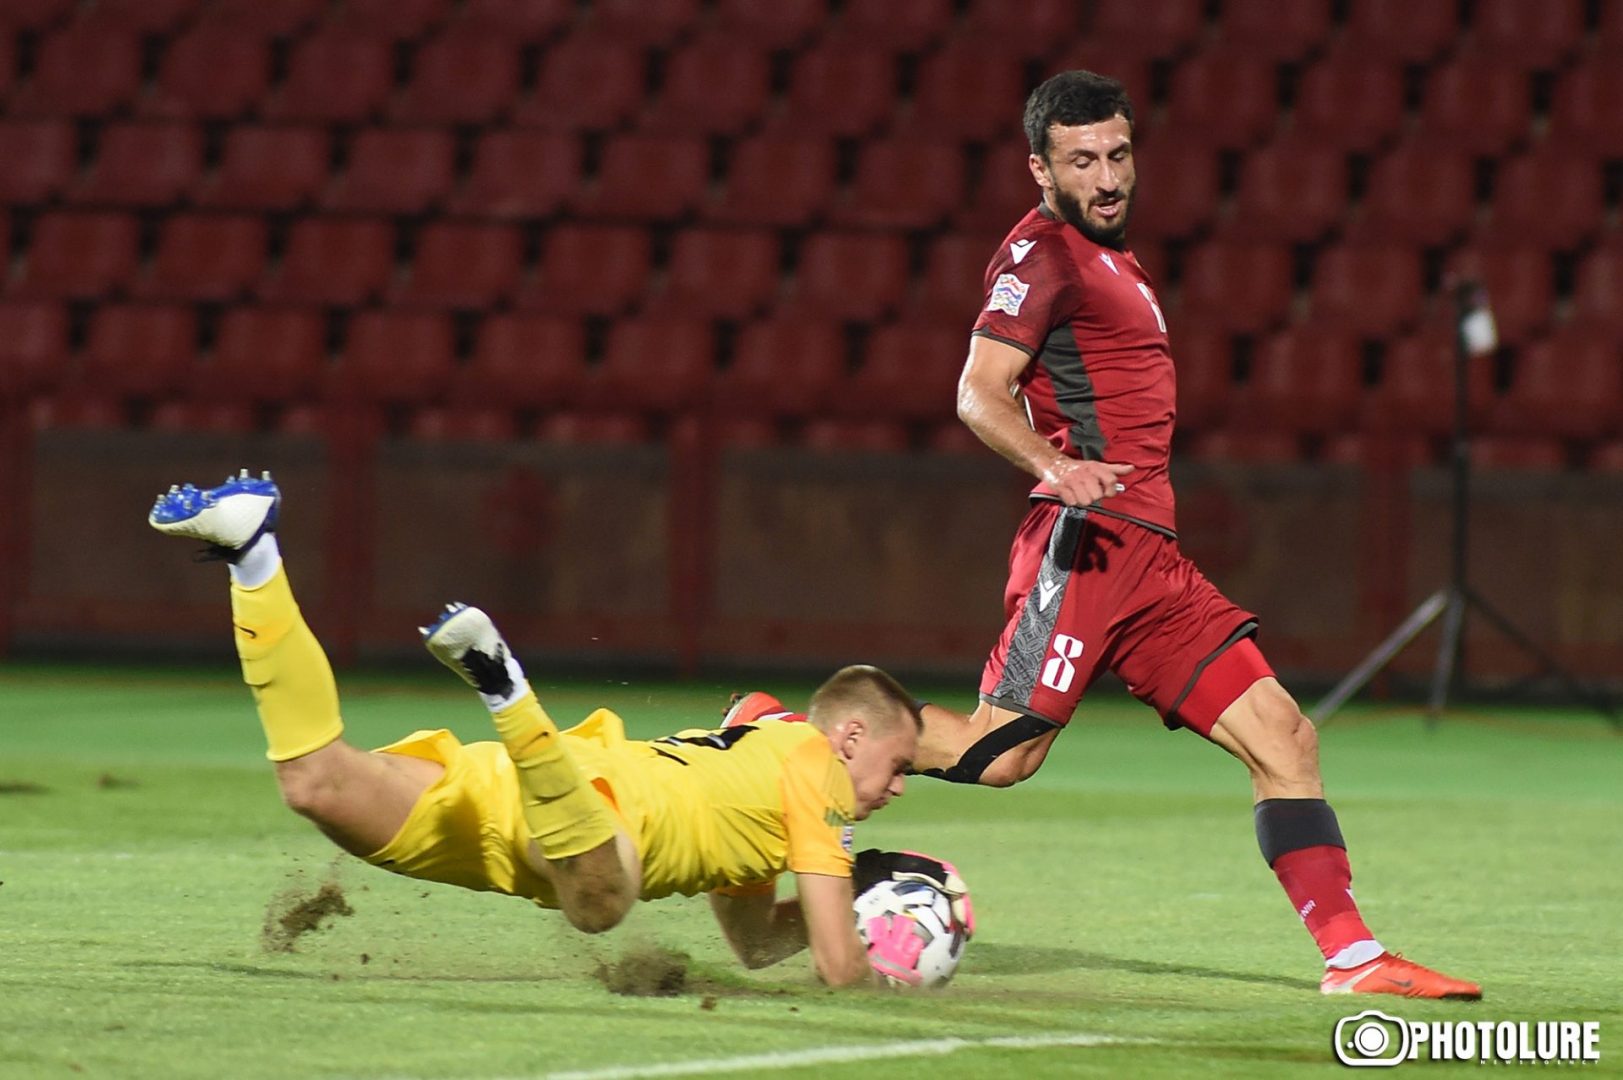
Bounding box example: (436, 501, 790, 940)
(523, 1031, 1157, 1080)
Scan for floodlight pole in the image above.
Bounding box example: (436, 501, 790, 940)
(1313, 283, 1619, 729)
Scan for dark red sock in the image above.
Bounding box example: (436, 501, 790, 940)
(1272, 844, 1375, 961)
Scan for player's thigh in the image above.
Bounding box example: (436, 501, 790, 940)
(274, 740, 442, 856)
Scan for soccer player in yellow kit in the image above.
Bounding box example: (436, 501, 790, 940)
(149, 471, 943, 988)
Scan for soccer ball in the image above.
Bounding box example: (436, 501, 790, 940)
(853, 878, 969, 988)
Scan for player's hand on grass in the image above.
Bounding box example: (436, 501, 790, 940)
(1042, 457, 1133, 507)
(854, 849, 975, 937)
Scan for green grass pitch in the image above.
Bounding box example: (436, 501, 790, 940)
(2, 661, 1619, 1078)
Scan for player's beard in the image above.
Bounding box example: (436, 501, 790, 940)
(1053, 185, 1133, 250)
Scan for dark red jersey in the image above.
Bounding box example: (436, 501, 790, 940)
(971, 203, 1177, 535)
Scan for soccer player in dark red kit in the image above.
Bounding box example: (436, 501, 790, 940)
(729, 71, 1481, 999)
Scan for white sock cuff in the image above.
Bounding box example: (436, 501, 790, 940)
(1326, 939, 1386, 970)
(479, 677, 532, 714)
(228, 534, 282, 589)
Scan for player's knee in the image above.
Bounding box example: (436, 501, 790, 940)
(275, 758, 338, 820)
(1252, 697, 1319, 779)
(561, 883, 634, 934)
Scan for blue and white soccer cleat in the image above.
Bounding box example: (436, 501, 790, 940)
(148, 469, 280, 561)
(421, 602, 517, 699)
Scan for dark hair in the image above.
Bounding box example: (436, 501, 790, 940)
(807, 665, 923, 736)
(1023, 70, 1135, 160)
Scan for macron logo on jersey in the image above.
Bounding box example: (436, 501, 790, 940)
(1010, 238, 1035, 264)
(987, 273, 1030, 316)
(1098, 252, 1120, 275)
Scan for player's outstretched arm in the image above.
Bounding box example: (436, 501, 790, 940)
(958, 335, 1132, 506)
(707, 884, 807, 970)
(795, 872, 876, 988)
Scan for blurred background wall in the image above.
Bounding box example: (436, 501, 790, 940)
(0, 0, 1620, 688)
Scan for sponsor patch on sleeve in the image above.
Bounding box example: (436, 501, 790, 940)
(986, 273, 1030, 316)
(841, 825, 855, 853)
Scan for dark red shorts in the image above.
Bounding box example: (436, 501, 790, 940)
(979, 502, 1272, 736)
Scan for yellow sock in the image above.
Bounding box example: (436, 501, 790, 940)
(492, 691, 617, 860)
(230, 565, 344, 762)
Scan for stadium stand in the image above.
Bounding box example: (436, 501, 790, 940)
(70, 123, 204, 209)
(390, 33, 522, 126)
(136, 213, 269, 304)
(449, 130, 579, 219)
(144, 27, 272, 120)
(0, 120, 76, 205)
(258, 218, 397, 308)
(193, 126, 333, 212)
(637, 33, 772, 136)
(514, 224, 653, 316)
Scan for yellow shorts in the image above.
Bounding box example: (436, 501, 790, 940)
(364, 728, 560, 907)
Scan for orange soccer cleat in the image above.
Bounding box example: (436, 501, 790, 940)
(720, 690, 794, 728)
(1321, 952, 1482, 1000)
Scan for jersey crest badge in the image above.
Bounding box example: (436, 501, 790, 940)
(1010, 238, 1035, 264)
(841, 825, 855, 853)
(987, 273, 1030, 316)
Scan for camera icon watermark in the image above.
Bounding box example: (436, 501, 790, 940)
(1333, 1011, 1601, 1067)
(1335, 1010, 1410, 1067)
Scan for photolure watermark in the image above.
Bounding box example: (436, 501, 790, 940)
(1334, 1011, 1601, 1067)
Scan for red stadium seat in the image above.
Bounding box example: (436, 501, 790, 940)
(1212, 0, 1332, 61)
(961, 0, 1086, 62)
(955, 139, 1041, 234)
(1598, 0, 1623, 54)
(926, 420, 986, 455)
(332, 311, 455, 406)
(390, 34, 520, 125)
(0, 120, 77, 204)
(1547, 63, 1623, 160)
(80, 303, 198, 398)
(906, 232, 1001, 326)
(196, 308, 328, 404)
(800, 418, 910, 454)
(1341, 0, 1460, 62)
(449, 131, 579, 220)
(1414, 55, 1533, 156)
(513, 33, 646, 133)
(263, 31, 394, 125)
(148, 400, 257, 434)
(1466, 0, 1584, 71)
(194, 126, 331, 212)
(579, 0, 702, 45)
(69, 122, 203, 209)
(1320, 432, 1433, 469)
(1085, 0, 1206, 59)
(459, 314, 588, 410)
(709, 0, 829, 49)
(832, 0, 953, 51)
(1446, 246, 1555, 348)
(84, 0, 201, 32)
(767, 40, 897, 138)
(0, 0, 76, 29)
(535, 412, 650, 444)
(1289, 51, 1407, 153)
(645, 229, 782, 319)
(1183, 429, 1303, 463)
(710, 415, 782, 448)
(514, 224, 652, 316)
(1361, 329, 1493, 435)
(1470, 435, 1566, 472)
(780, 233, 909, 322)
(452, 0, 576, 39)
(8, 211, 140, 299)
(846, 320, 966, 421)
(638, 33, 771, 136)
(906, 43, 1026, 142)
(1488, 331, 1623, 440)
(258, 218, 396, 307)
(1237, 328, 1364, 435)
(1567, 243, 1623, 337)
(1159, 48, 1281, 150)
(9, 24, 142, 118)
(1167, 321, 1235, 434)
(1346, 139, 1477, 248)
(0, 33, 13, 101)
(827, 138, 967, 231)
(1176, 241, 1295, 335)
(1306, 243, 1425, 338)
(392, 222, 524, 310)
(1478, 151, 1605, 253)
(721, 319, 847, 415)
(1126, 139, 1221, 241)
(194, 0, 325, 35)
(591, 316, 716, 413)
(1222, 138, 1348, 244)
(706, 136, 837, 228)
(28, 395, 126, 430)
(135, 213, 268, 303)
(0, 300, 69, 397)
(144, 27, 271, 120)
(406, 406, 518, 442)
(322, 128, 456, 215)
(569, 134, 708, 223)
(328, 0, 453, 37)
